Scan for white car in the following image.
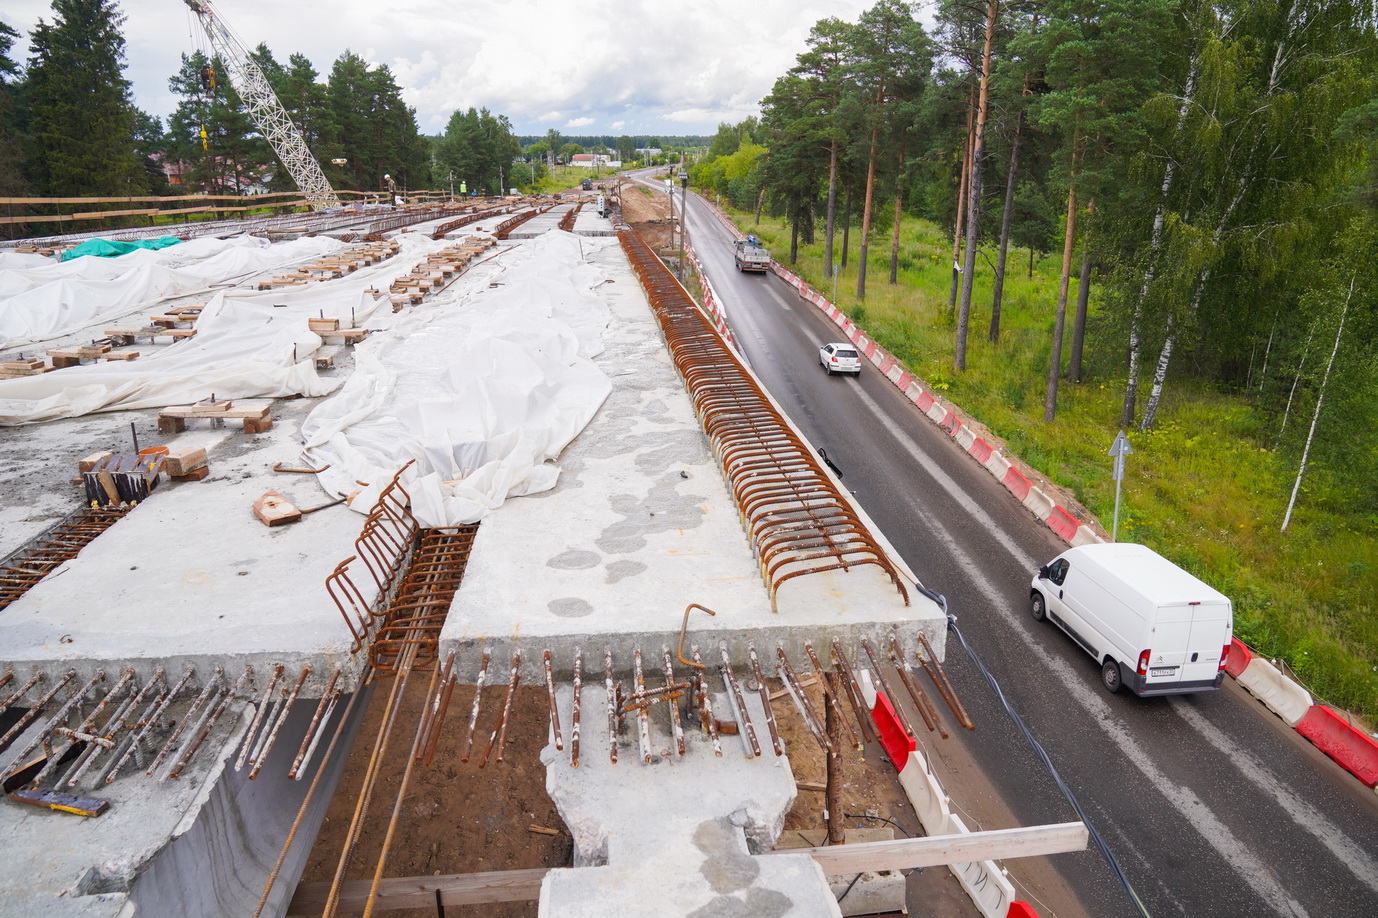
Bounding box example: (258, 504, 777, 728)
(819, 343, 861, 376)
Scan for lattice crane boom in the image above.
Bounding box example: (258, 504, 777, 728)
(183, 0, 340, 209)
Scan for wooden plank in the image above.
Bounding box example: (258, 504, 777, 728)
(765, 822, 1088, 875)
(287, 866, 549, 914)
(285, 823, 1087, 915)
(9, 788, 109, 817)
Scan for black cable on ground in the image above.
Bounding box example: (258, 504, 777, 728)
(946, 611, 1152, 918)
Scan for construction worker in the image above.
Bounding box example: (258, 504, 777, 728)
(384, 173, 399, 206)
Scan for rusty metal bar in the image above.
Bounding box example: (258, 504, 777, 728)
(237, 664, 285, 771)
(1, 670, 104, 784)
(249, 666, 311, 780)
(419, 651, 459, 766)
(676, 602, 715, 669)
(479, 650, 520, 768)
(571, 646, 583, 768)
(889, 635, 944, 737)
(830, 640, 879, 745)
(68, 667, 164, 788)
(0, 506, 130, 611)
(718, 644, 760, 758)
(112, 667, 195, 782)
(747, 644, 784, 756)
(39, 669, 136, 787)
(0, 670, 73, 749)
(633, 649, 652, 764)
(692, 646, 722, 757)
(917, 631, 975, 731)
(662, 646, 685, 757)
(149, 667, 222, 778)
(804, 642, 861, 750)
(543, 650, 564, 752)
(170, 666, 255, 780)
(0, 669, 43, 715)
(290, 668, 342, 779)
(776, 646, 831, 754)
(605, 647, 618, 765)
(860, 639, 917, 742)
(460, 650, 489, 763)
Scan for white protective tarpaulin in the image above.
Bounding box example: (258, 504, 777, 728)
(300, 231, 614, 527)
(0, 235, 344, 348)
(0, 234, 451, 424)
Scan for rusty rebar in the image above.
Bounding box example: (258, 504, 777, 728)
(541, 649, 564, 752)
(249, 666, 311, 780)
(67, 667, 164, 788)
(747, 644, 784, 756)
(113, 667, 194, 783)
(460, 650, 489, 763)
(719, 644, 760, 758)
(605, 647, 619, 765)
(889, 635, 944, 737)
(0, 669, 43, 715)
(804, 642, 861, 750)
(1, 670, 106, 784)
(171, 666, 255, 779)
(149, 667, 222, 779)
(290, 668, 342, 779)
(571, 646, 583, 768)
(419, 651, 459, 766)
(917, 631, 975, 731)
(0, 670, 73, 750)
(776, 646, 831, 754)
(676, 603, 716, 669)
(633, 649, 652, 764)
(860, 638, 916, 743)
(830, 640, 879, 744)
(478, 650, 520, 767)
(692, 646, 722, 757)
(237, 664, 285, 772)
(662, 646, 685, 757)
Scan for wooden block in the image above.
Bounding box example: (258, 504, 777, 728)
(157, 415, 186, 434)
(104, 351, 139, 361)
(49, 354, 81, 369)
(314, 345, 342, 368)
(2, 358, 46, 371)
(254, 490, 301, 526)
(244, 414, 273, 434)
(164, 447, 207, 476)
(308, 317, 340, 333)
(79, 451, 115, 474)
(166, 328, 197, 338)
(171, 465, 211, 482)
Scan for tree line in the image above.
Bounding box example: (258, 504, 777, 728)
(690, 0, 1378, 521)
(0, 0, 539, 226)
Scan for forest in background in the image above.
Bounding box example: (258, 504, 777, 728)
(689, 0, 1378, 719)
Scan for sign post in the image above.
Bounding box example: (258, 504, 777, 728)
(1108, 430, 1134, 541)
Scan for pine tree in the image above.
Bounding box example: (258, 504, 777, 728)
(24, 0, 145, 197)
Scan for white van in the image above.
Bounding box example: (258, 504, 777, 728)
(1029, 542, 1232, 696)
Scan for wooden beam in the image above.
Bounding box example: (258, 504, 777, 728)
(284, 822, 1086, 914)
(766, 822, 1088, 874)
(287, 866, 549, 914)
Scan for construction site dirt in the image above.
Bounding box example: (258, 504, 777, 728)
(296, 676, 946, 916)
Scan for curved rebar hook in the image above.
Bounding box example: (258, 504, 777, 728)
(676, 603, 717, 670)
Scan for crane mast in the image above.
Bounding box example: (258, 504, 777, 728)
(183, 0, 340, 209)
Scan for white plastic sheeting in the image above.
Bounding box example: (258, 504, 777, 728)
(0, 235, 344, 348)
(301, 232, 613, 527)
(0, 234, 450, 425)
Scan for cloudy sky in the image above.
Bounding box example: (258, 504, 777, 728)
(4, 0, 900, 137)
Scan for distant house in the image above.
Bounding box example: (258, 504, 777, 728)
(635, 147, 663, 157)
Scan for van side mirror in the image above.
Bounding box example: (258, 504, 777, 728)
(1037, 565, 1050, 580)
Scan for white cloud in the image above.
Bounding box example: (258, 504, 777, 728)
(3, 0, 883, 135)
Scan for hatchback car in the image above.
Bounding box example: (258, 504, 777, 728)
(819, 343, 861, 375)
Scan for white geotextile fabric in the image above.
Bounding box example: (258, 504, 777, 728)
(300, 231, 614, 527)
(0, 235, 344, 348)
(0, 233, 450, 425)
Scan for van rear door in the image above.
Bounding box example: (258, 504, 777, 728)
(1140, 601, 1230, 693)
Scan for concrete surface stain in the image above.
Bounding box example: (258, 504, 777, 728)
(603, 560, 646, 583)
(634, 430, 711, 473)
(597, 474, 705, 554)
(548, 597, 593, 618)
(688, 888, 792, 918)
(548, 550, 601, 570)
(692, 818, 758, 893)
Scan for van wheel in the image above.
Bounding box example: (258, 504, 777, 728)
(1030, 592, 1046, 622)
(1101, 660, 1122, 694)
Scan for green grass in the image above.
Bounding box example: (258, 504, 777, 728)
(736, 210, 1378, 723)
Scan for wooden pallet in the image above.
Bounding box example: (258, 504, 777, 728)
(157, 398, 272, 434)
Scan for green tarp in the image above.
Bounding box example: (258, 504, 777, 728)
(60, 237, 184, 262)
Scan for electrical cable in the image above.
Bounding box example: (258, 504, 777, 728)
(946, 611, 1153, 918)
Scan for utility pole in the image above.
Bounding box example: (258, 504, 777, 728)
(679, 174, 689, 276)
(447, 170, 454, 201)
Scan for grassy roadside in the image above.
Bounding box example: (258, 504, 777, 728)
(731, 209, 1378, 724)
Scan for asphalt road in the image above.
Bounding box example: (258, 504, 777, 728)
(664, 180, 1378, 918)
